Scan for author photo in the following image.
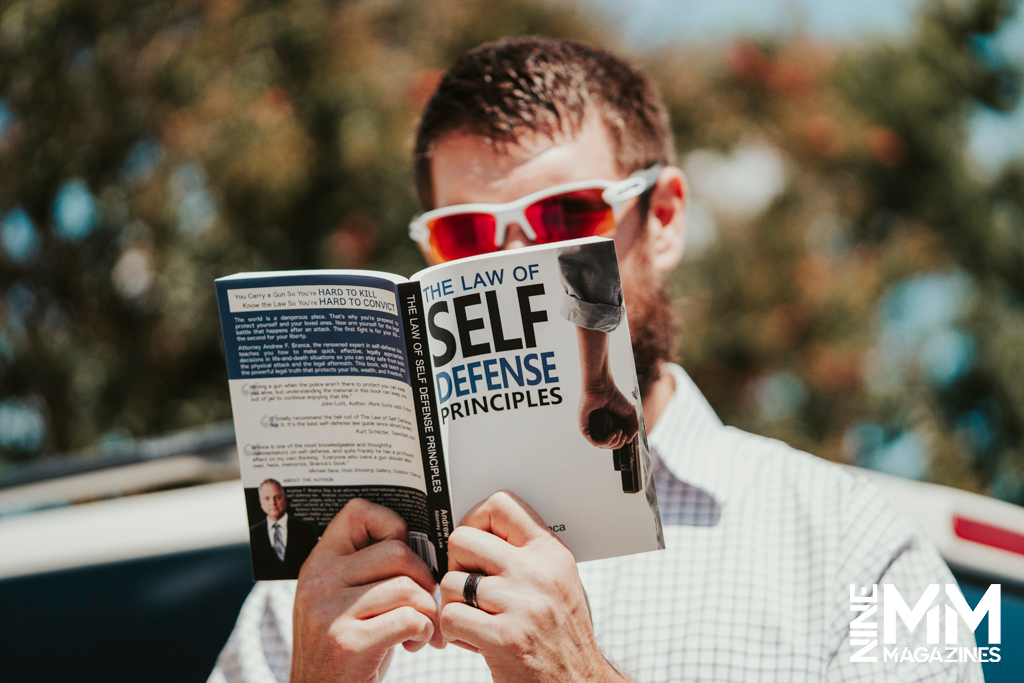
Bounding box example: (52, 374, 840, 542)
(248, 479, 320, 581)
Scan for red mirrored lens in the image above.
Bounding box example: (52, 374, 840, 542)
(428, 213, 498, 262)
(523, 189, 615, 243)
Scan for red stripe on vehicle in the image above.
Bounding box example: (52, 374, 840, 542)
(953, 515, 1024, 556)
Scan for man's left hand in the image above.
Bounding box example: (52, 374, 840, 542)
(439, 491, 629, 683)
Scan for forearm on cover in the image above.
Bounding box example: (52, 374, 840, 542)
(576, 326, 613, 391)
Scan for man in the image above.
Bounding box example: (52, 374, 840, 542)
(212, 37, 981, 682)
(248, 479, 320, 580)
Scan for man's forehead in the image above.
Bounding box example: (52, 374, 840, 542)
(430, 115, 622, 207)
(260, 483, 282, 494)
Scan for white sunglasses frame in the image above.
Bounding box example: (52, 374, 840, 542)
(409, 165, 663, 260)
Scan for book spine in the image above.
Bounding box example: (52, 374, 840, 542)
(397, 282, 453, 579)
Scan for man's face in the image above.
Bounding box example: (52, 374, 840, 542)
(259, 482, 286, 521)
(428, 115, 648, 261)
(428, 115, 681, 397)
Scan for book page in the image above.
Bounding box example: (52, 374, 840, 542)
(216, 272, 438, 579)
(414, 238, 663, 563)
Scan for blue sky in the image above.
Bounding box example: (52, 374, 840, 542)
(586, 0, 1024, 174)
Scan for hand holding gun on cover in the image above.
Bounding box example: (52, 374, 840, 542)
(588, 408, 642, 494)
(574, 323, 642, 494)
(575, 326, 640, 449)
(557, 241, 642, 493)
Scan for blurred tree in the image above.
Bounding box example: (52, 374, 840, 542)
(0, 0, 1022, 506)
(654, 0, 1024, 502)
(0, 0, 606, 462)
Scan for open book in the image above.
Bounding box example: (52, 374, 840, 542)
(216, 237, 663, 581)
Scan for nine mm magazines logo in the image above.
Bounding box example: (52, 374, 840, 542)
(849, 584, 1002, 664)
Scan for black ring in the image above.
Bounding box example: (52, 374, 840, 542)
(463, 573, 484, 609)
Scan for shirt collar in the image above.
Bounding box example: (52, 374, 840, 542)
(647, 363, 730, 505)
(270, 513, 288, 527)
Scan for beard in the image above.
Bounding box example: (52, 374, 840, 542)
(619, 247, 680, 401)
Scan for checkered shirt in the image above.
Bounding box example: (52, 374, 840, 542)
(209, 364, 983, 682)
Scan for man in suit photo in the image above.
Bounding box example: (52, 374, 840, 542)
(248, 479, 320, 580)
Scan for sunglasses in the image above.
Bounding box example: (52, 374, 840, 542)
(409, 165, 662, 262)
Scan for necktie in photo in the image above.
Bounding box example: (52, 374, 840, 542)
(272, 523, 285, 561)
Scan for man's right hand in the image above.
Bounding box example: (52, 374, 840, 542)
(290, 498, 444, 683)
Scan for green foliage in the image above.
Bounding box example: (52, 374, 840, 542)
(0, 0, 1022, 503)
(0, 0, 604, 459)
(656, 0, 1024, 500)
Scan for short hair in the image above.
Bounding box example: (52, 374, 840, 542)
(259, 478, 284, 494)
(413, 36, 675, 209)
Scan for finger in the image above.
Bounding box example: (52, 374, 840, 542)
(590, 428, 615, 448)
(353, 575, 445, 651)
(403, 629, 446, 652)
(342, 538, 437, 592)
(585, 428, 606, 448)
(579, 417, 594, 440)
(625, 407, 640, 434)
(440, 602, 499, 651)
(439, 570, 467, 607)
(350, 575, 440, 621)
(319, 498, 408, 556)
(361, 605, 436, 653)
(440, 571, 508, 614)
(447, 526, 515, 575)
(460, 490, 550, 547)
(428, 610, 447, 649)
(619, 403, 640, 436)
(403, 638, 431, 653)
(605, 392, 639, 430)
(446, 639, 480, 653)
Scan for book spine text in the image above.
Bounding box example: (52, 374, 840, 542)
(398, 281, 454, 579)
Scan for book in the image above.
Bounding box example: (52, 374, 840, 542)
(215, 236, 664, 581)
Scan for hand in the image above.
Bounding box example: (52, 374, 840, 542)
(578, 381, 639, 449)
(574, 326, 639, 449)
(290, 498, 444, 683)
(439, 491, 629, 683)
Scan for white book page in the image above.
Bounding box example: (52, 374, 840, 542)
(415, 238, 662, 562)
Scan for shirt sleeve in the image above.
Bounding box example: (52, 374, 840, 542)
(208, 581, 297, 683)
(556, 241, 625, 332)
(824, 476, 984, 683)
